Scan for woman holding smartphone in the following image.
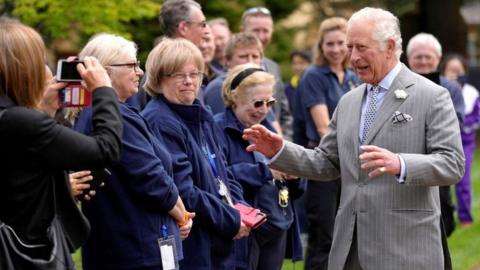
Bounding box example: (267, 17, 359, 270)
(0, 18, 122, 269)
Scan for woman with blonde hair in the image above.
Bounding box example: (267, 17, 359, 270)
(216, 63, 305, 269)
(0, 18, 121, 269)
(141, 37, 249, 270)
(294, 17, 360, 269)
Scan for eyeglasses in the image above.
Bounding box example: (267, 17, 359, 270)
(243, 7, 271, 17)
(109, 61, 141, 70)
(186, 20, 207, 28)
(251, 98, 276, 108)
(166, 71, 203, 82)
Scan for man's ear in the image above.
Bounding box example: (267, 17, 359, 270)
(386, 39, 396, 58)
(177, 20, 188, 36)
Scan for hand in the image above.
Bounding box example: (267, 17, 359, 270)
(40, 76, 67, 117)
(179, 212, 195, 240)
(242, 124, 283, 158)
(271, 169, 298, 180)
(234, 221, 250, 240)
(77, 56, 112, 91)
(359, 145, 401, 178)
(69, 170, 100, 201)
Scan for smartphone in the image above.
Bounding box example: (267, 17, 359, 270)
(56, 59, 83, 82)
(81, 168, 111, 197)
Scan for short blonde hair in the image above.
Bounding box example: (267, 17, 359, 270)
(0, 18, 46, 109)
(144, 38, 204, 96)
(79, 33, 138, 66)
(222, 63, 275, 108)
(314, 17, 348, 67)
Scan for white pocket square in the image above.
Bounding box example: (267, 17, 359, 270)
(392, 111, 413, 124)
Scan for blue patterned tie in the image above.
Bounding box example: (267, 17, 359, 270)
(361, 85, 379, 144)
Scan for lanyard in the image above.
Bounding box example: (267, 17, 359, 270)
(202, 134, 234, 206)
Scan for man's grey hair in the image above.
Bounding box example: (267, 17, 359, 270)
(406, 33, 442, 57)
(348, 7, 403, 60)
(159, 0, 201, 38)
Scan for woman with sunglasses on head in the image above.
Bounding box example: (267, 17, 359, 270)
(0, 19, 122, 269)
(215, 63, 305, 270)
(141, 38, 250, 270)
(71, 33, 193, 270)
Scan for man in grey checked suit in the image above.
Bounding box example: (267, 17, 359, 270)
(243, 7, 465, 270)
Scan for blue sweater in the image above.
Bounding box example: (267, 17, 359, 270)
(75, 103, 181, 269)
(141, 95, 244, 270)
(215, 108, 305, 262)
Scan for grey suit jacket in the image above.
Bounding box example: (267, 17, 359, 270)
(271, 65, 465, 270)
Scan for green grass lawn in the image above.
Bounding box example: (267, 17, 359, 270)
(72, 149, 480, 270)
(282, 148, 480, 270)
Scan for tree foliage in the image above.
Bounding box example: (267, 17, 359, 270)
(0, 0, 161, 44)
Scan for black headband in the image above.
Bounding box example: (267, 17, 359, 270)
(230, 68, 264, 90)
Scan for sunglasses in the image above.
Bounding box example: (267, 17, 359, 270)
(244, 7, 271, 16)
(252, 98, 276, 108)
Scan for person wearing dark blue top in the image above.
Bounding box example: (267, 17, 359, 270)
(215, 63, 305, 270)
(295, 17, 360, 270)
(406, 33, 466, 251)
(203, 32, 278, 128)
(72, 34, 192, 270)
(141, 38, 250, 270)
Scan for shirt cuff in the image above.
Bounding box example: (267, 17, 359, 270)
(268, 141, 286, 164)
(396, 154, 406, 184)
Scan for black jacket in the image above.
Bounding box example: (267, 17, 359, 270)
(0, 87, 122, 249)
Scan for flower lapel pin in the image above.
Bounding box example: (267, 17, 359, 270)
(392, 111, 413, 124)
(394, 89, 408, 99)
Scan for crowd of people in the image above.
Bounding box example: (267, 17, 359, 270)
(1, 1, 479, 270)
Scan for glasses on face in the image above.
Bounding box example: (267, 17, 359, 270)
(109, 61, 141, 70)
(166, 71, 203, 82)
(187, 20, 207, 28)
(251, 98, 276, 108)
(243, 7, 271, 16)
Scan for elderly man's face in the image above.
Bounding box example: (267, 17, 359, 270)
(183, 6, 206, 47)
(407, 44, 440, 74)
(347, 21, 396, 85)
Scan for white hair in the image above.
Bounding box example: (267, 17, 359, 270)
(348, 7, 403, 60)
(79, 33, 138, 66)
(406, 32, 442, 57)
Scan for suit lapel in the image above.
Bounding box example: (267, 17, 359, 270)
(363, 66, 415, 145)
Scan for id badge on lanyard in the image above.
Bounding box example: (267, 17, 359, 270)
(157, 225, 179, 270)
(203, 140, 234, 206)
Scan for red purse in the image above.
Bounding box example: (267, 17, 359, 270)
(234, 203, 267, 229)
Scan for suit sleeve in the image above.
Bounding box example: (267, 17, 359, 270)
(400, 88, 465, 186)
(271, 107, 341, 181)
(8, 87, 122, 170)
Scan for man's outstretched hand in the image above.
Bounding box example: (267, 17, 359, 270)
(242, 124, 283, 158)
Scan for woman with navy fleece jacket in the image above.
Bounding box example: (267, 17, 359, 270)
(141, 38, 249, 270)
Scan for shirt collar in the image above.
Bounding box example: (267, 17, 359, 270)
(367, 61, 402, 91)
